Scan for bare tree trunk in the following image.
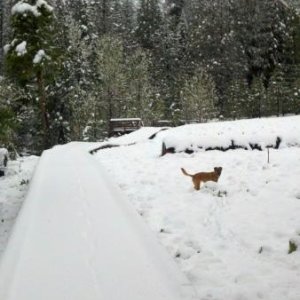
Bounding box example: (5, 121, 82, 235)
(36, 69, 50, 149)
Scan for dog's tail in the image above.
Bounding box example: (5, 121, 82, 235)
(181, 168, 193, 177)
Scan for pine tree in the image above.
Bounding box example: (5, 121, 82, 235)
(248, 76, 266, 118)
(124, 48, 164, 124)
(62, 15, 100, 141)
(0, 77, 31, 149)
(0, 0, 4, 74)
(234, 0, 292, 86)
(4, 0, 60, 150)
(180, 70, 218, 123)
(0, 0, 13, 75)
(121, 0, 137, 49)
(136, 0, 163, 50)
(224, 79, 250, 119)
(0, 93, 15, 146)
(95, 35, 127, 131)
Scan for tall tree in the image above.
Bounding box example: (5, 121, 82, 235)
(136, 0, 162, 50)
(180, 70, 218, 123)
(5, 0, 60, 149)
(124, 47, 164, 124)
(96, 35, 126, 130)
(233, 0, 292, 85)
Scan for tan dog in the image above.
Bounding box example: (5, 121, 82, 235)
(181, 167, 222, 190)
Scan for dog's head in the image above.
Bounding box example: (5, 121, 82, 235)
(214, 167, 222, 176)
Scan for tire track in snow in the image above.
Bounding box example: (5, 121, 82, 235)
(71, 162, 102, 299)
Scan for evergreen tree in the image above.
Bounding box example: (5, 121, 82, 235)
(180, 70, 218, 123)
(225, 77, 266, 119)
(0, 77, 33, 149)
(155, 12, 189, 121)
(234, 0, 292, 86)
(95, 35, 126, 132)
(63, 15, 100, 141)
(124, 48, 164, 124)
(224, 79, 250, 119)
(266, 65, 300, 116)
(0, 82, 15, 146)
(4, 0, 60, 150)
(0, 0, 13, 75)
(136, 0, 162, 50)
(121, 0, 137, 49)
(248, 76, 266, 118)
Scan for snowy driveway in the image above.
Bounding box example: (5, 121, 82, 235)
(0, 143, 196, 300)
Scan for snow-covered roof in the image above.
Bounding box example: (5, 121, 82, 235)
(110, 118, 142, 122)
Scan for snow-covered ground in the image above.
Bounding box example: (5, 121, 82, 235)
(0, 115, 300, 300)
(92, 116, 300, 300)
(0, 144, 195, 300)
(0, 155, 38, 256)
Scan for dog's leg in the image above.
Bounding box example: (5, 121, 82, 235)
(193, 179, 201, 190)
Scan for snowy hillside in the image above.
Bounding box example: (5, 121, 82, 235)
(0, 116, 300, 300)
(93, 116, 300, 300)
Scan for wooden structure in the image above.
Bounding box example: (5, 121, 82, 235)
(109, 118, 143, 137)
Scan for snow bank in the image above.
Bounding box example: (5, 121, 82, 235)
(160, 116, 300, 153)
(89, 127, 165, 154)
(0, 143, 196, 300)
(0, 155, 39, 256)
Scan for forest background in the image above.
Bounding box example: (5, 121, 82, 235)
(0, 0, 299, 154)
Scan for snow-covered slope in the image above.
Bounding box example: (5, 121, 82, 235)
(93, 116, 300, 300)
(0, 156, 38, 256)
(0, 143, 196, 300)
(1, 115, 300, 300)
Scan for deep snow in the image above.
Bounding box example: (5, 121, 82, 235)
(0, 155, 38, 256)
(0, 144, 196, 300)
(92, 116, 300, 300)
(1, 115, 300, 300)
